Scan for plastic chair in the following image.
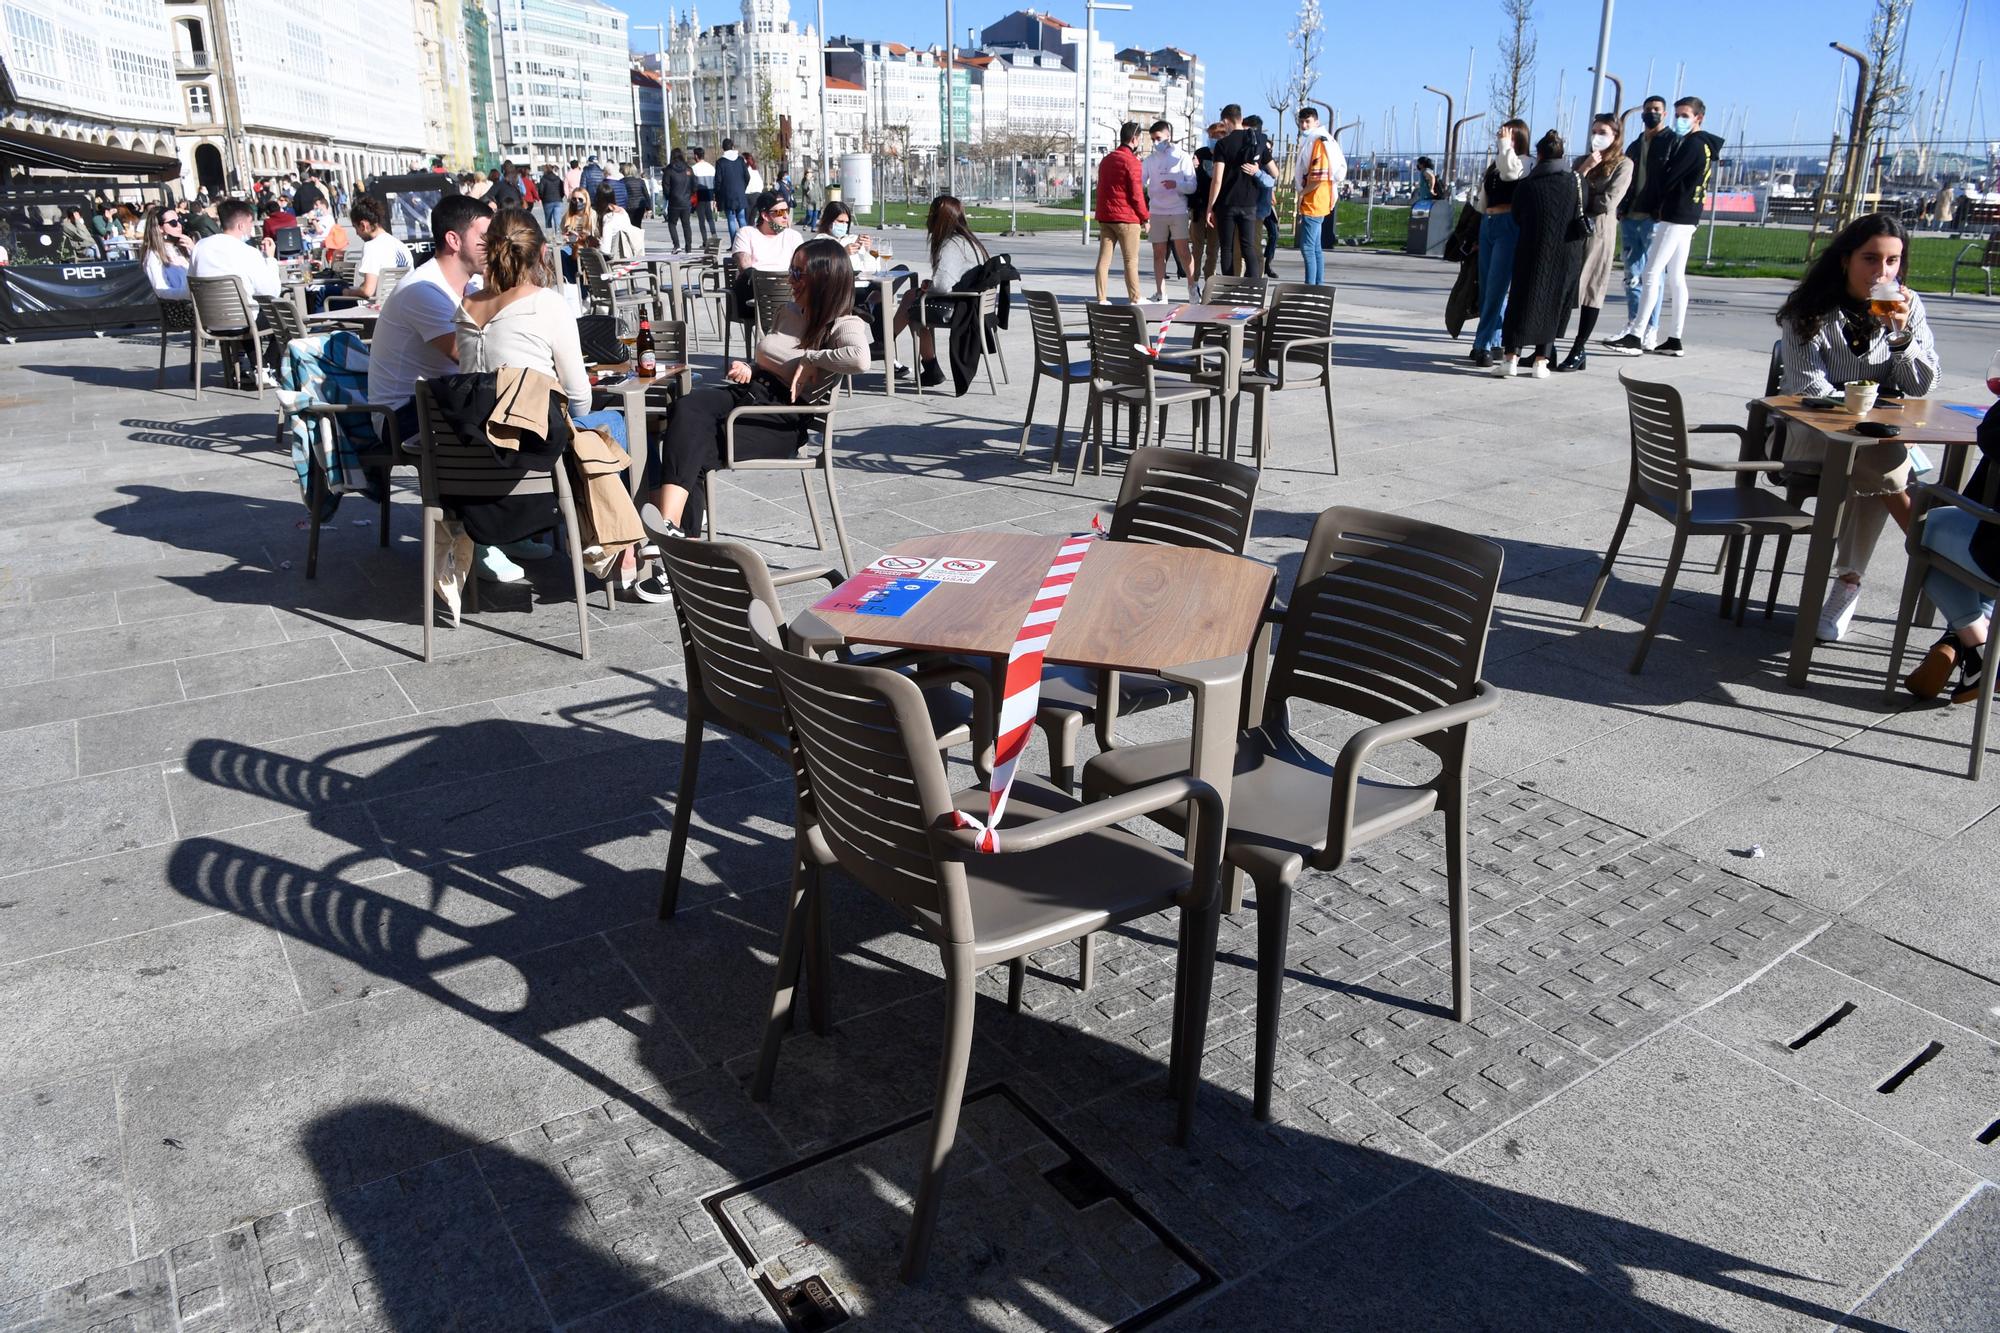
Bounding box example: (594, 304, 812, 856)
(187, 274, 267, 400)
(1083, 505, 1504, 1121)
(1948, 229, 1999, 297)
(909, 286, 1008, 397)
(705, 372, 855, 571)
(750, 270, 794, 337)
(410, 379, 595, 663)
(649, 532, 991, 920)
(745, 600, 1225, 1282)
(1237, 282, 1339, 471)
(1882, 479, 2000, 778)
(372, 266, 407, 304)
(1018, 289, 1092, 472)
(155, 297, 194, 388)
(579, 246, 658, 329)
(1075, 304, 1224, 481)
(1580, 374, 1814, 673)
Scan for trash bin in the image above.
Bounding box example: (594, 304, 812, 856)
(1405, 199, 1456, 256)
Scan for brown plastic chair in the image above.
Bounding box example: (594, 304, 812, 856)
(649, 529, 991, 919)
(1580, 374, 1814, 674)
(706, 372, 855, 572)
(1076, 304, 1223, 481)
(579, 245, 659, 327)
(410, 378, 595, 663)
(1018, 289, 1092, 472)
(745, 600, 1225, 1283)
(1237, 281, 1339, 471)
(749, 270, 794, 337)
(1083, 506, 1504, 1121)
(910, 286, 1008, 397)
(155, 297, 194, 388)
(187, 274, 268, 400)
(1883, 480, 2000, 778)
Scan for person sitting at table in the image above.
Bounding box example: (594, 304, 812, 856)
(1904, 402, 2000, 704)
(594, 185, 644, 261)
(727, 190, 803, 325)
(190, 198, 282, 386)
(140, 204, 191, 299)
(893, 194, 989, 388)
(1774, 211, 1941, 642)
(455, 207, 656, 599)
(638, 237, 868, 564)
(61, 206, 100, 259)
(336, 194, 412, 303)
(260, 197, 297, 242)
(814, 199, 878, 275)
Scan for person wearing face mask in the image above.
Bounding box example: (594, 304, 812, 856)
(1293, 106, 1344, 287)
(1141, 119, 1196, 301)
(1495, 130, 1585, 379)
(1603, 96, 1724, 357)
(1467, 118, 1530, 368)
(1556, 114, 1632, 372)
(1604, 96, 1671, 352)
(1093, 121, 1149, 304)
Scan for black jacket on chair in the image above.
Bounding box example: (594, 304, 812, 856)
(932, 252, 1021, 396)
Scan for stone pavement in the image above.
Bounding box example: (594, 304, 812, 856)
(1, 228, 1996, 1331)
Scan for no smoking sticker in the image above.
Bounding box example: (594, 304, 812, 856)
(865, 554, 935, 576)
(862, 555, 997, 584)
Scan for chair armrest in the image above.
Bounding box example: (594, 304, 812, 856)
(905, 662, 996, 760)
(1327, 682, 1501, 852)
(932, 777, 1225, 909)
(1062, 330, 1090, 342)
(1687, 458, 1785, 473)
(1690, 423, 1749, 442)
(1274, 336, 1336, 387)
(771, 564, 844, 590)
(1913, 480, 2000, 528)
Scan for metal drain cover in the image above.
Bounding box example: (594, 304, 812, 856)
(704, 1084, 1217, 1330)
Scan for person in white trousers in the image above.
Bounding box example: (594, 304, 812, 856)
(1601, 97, 1724, 358)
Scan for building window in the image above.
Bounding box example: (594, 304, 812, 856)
(4, 5, 58, 81)
(187, 83, 211, 121)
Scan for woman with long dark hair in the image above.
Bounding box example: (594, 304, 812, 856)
(1775, 211, 1940, 642)
(1556, 113, 1630, 372)
(140, 204, 192, 298)
(893, 194, 989, 386)
(1495, 130, 1584, 378)
(639, 238, 870, 557)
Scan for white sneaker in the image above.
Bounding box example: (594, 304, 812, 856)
(1492, 355, 1517, 378)
(1149, 288, 1165, 303)
(475, 544, 527, 584)
(1816, 577, 1863, 642)
(1190, 280, 1203, 301)
(1532, 359, 1550, 379)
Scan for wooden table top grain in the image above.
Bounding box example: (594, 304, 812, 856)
(1762, 394, 1984, 446)
(805, 531, 1274, 672)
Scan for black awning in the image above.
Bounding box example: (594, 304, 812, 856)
(0, 125, 180, 181)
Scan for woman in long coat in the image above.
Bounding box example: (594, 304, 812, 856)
(1558, 114, 1633, 372)
(1496, 130, 1586, 378)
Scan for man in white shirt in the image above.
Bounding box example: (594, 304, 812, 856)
(1140, 120, 1196, 301)
(189, 198, 281, 300)
(367, 193, 493, 436)
(689, 148, 718, 243)
(338, 194, 412, 301)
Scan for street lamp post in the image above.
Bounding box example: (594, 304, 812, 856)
(1587, 0, 1614, 131)
(1078, 0, 1132, 246)
(817, 0, 829, 198)
(943, 0, 955, 195)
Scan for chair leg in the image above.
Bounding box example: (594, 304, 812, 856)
(750, 850, 815, 1102)
(805, 863, 833, 1036)
(1049, 379, 1073, 475)
(1076, 933, 1095, 991)
(1766, 534, 1791, 618)
(821, 451, 854, 574)
(376, 468, 391, 547)
(1018, 369, 1043, 456)
(900, 946, 977, 1284)
(305, 454, 326, 580)
(993, 334, 1010, 384)
(555, 481, 591, 661)
(192, 334, 204, 401)
(1323, 376, 1339, 474)
(1969, 638, 1999, 781)
(1882, 547, 1930, 697)
(1073, 389, 1100, 485)
(1580, 496, 1637, 621)
(1718, 534, 1744, 620)
(1042, 710, 1081, 792)
(660, 718, 705, 919)
(1443, 778, 1472, 1023)
(421, 505, 437, 663)
(156, 324, 168, 389)
(1736, 535, 1764, 627)
(1007, 957, 1026, 1012)
(1629, 527, 1691, 674)
(798, 471, 828, 550)
(1250, 875, 1292, 1122)
(1174, 900, 1223, 1145)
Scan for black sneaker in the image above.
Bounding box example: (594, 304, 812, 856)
(639, 502, 687, 544)
(1471, 348, 1493, 369)
(1600, 334, 1644, 357)
(1651, 337, 1686, 357)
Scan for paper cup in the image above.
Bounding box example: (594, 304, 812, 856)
(1843, 381, 1879, 415)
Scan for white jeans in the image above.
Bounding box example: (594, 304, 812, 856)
(1624, 221, 1695, 343)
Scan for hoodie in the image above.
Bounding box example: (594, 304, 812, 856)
(1293, 127, 1346, 218)
(714, 149, 750, 210)
(1653, 129, 1725, 225)
(1141, 139, 1196, 217)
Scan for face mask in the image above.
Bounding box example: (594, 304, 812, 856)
(1672, 116, 1693, 136)
(1641, 109, 1663, 129)
(829, 222, 850, 238)
(1589, 131, 1613, 151)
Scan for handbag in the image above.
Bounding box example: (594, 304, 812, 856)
(576, 314, 623, 365)
(1567, 173, 1595, 242)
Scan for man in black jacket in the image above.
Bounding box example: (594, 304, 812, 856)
(537, 164, 564, 228)
(714, 140, 751, 236)
(1603, 95, 1723, 357)
(1605, 95, 1671, 349)
(622, 163, 651, 227)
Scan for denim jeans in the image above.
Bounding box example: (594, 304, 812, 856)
(543, 202, 564, 231)
(573, 407, 630, 451)
(1922, 507, 1997, 631)
(1472, 210, 1518, 352)
(1619, 217, 1659, 331)
(723, 207, 747, 236)
(1296, 214, 1325, 284)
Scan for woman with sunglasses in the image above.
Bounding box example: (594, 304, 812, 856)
(140, 205, 192, 298)
(638, 237, 868, 561)
(1774, 211, 1940, 643)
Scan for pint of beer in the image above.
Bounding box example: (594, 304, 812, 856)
(1868, 277, 1905, 320)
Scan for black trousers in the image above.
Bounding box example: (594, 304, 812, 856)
(666, 207, 693, 250)
(628, 204, 649, 227)
(1217, 208, 1263, 280)
(1261, 213, 1279, 267)
(693, 200, 716, 241)
(647, 383, 804, 536)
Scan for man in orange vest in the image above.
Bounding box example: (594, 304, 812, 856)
(1293, 106, 1345, 285)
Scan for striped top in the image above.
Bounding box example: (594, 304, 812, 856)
(1779, 292, 1939, 400)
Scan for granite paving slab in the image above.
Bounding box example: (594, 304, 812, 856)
(1843, 1184, 2000, 1333)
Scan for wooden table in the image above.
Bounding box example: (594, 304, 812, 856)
(1138, 302, 1263, 450)
(791, 530, 1275, 907)
(588, 364, 694, 501)
(861, 265, 920, 396)
(626, 250, 707, 325)
(1762, 393, 1985, 685)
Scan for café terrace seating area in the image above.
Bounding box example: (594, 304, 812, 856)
(1, 227, 1996, 1333)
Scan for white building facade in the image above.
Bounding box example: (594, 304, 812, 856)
(666, 0, 822, 169)
(0, 0, 180, 157)
(496, 0, 635, 165)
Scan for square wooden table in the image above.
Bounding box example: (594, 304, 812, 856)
(1137, 302, 1264, 450)
(861, 265, 921, 396)
(626, 250, 708, 325)
(790, 530, 1275, 907)
(1761, 394, 1985, 685)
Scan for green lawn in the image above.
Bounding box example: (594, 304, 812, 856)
(855, 202, 1085, 233)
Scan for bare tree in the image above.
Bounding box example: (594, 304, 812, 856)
(1862, 0, 1914, 136)
(1271, 0, 1323, 207)
(1488, 0, 1537, 122)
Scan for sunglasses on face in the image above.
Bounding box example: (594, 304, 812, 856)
(161, 216, 182, 226)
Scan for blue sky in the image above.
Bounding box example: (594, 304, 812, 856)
(632, 0, 1999, 157)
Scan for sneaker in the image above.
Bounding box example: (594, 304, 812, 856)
(1815, 577, 1863, 642)
(1555, 352, 1587, 372)
(1492, 355, 1516, 378)
(1905, 636, 1959, 699)
(1600, 334, 1644, 357)
(1651, 337, 1686, 357)
(919, 362, 947, 388)
(1471, 348, 1493, 369)
(629, 573, 674, 604)
(1190, 279, 1203, 301)
(1149, 288, 1165, 303)
(498, 537, 555, 562)
(639, 502, 686, 544)
(1531, 359, 1551, 379)
(475, 544, 527, 584)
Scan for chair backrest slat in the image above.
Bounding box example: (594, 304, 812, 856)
(1086, 304, 1148, 388)
(188, 274, 256, 334)
(1023, 289, 1071, 366)
(1202, 276, 1267, 308)
(578, 247, 613, 302)
(1108, 447, 1259, 555)
(414, 379, 560, 500)
(656, 537, 791, 739)
(1268, 507, 1502, 743)
(751, 272, 794, 334)
(1263, 285, 1335, 365)
(1618, 373, 1693, 510)
(374, 267, 407, 303)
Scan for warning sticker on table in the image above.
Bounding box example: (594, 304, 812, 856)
(862, 554, 996, 584)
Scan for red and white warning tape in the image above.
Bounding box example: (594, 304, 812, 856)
(952, 530, 1097, 852)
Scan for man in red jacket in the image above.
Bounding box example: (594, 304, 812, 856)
(1094, 122, 1149, 303)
